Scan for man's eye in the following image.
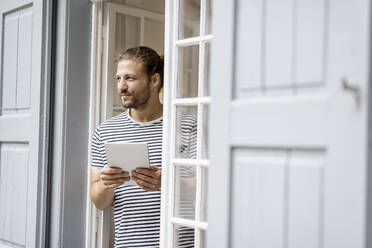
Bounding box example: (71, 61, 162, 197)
(116, 76, 120, 81)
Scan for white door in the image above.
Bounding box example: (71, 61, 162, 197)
(208, 0, 370, 248)
(0, 0, 48, 247)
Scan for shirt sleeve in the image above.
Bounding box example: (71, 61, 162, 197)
(91, 126, 105, 169)
(179, 113, 197, 160)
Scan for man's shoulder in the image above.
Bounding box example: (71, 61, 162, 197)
(96, 111, 128, 130)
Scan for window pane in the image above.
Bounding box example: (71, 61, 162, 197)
(178, 0, 200, 39)
(177, 45, 199, 98)
(203, 42, 210, 97)
(174, 164, 196, 220)
(201, 105, 209, 159)
(144, 18, 164, 55)
(115, 13, 141, 54)
(173, 224, 195, 247)
(205, 0, 212, 35)
(175, 105, 197, 159)
(200, 166, 208, 222)
(200, 229, 206, 248)
(113, 13, 141, 114)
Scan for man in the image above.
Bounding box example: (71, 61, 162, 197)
(90, 47, 165, 247)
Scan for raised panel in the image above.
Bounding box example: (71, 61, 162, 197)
(288, 150, 324, 248)
(294, 0, 326, 86)
(2, 13, 18, 111)
(234, 0, 327, 98)
(235, 0, 263, 93)
(16, 8, 33, 109)
(1, 6, 33, 114)
(265, 0, 294, 89)
(231, 149, 287, 248)
(0, 143, 29, 247)
(231, 148, 325, 248)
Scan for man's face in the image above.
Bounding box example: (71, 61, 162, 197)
(116, 59, 151, 109)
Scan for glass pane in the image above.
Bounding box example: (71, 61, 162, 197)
(113, 13, 141, 114)
(115, 13, 141, 54)
(200, 167, 208, 222)
(201, 105, 209, 159)
(177, 45, 199, 98)
(174, 164, 196, 220)
(200, 229, 206, 248)
(203, 42, 210, 97)
(173, 224, 195, 247)
(178, 0, 200, 39)
(144, 18, 165, 55)
(175, 106, 198, 159)
(205, 0, 212, 35)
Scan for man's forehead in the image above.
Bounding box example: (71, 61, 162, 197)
(117, 59, 144, 74)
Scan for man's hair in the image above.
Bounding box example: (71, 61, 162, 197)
(118, 46, 164, 89)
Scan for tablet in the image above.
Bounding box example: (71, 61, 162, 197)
(104, 142, 150, 185)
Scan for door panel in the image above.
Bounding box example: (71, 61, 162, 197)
(0, 0, 46, 247)
(209, 0, 369, 247)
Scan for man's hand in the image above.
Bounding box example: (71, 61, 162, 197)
(132, 165, 161, 191)
(100, 165, 131, 190)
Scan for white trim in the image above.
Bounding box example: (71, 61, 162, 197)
(102, 4, 115, 119)
(207, 0, 235, 246)
(108, 2, 164, 22)
(86, 2, 104, 248)
(174, 97, 211, 105)
(171, 217, 208, 230)
(160, 0, 174, 245)
(175, 35, 213, 46)
(172, 158, 210, 166)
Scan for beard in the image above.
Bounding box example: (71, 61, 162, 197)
(121, 87, 151, 109)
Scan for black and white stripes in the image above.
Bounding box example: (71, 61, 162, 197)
(91, 110, 197, 247)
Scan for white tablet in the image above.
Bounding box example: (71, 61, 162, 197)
(104, 142, 150, 185)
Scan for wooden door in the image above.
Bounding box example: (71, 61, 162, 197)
(0, 0, 48, 247)
(208, 0, 370, 247)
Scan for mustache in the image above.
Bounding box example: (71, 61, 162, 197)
(119, 91, 131, 96)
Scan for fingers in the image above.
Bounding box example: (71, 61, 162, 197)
(132, 166, 161, 191)
(132, 175, 160, 191)
(100, 171, 129, 181)
(132, 171, 158, 184)
(101, 165, 124, 175)
(135, 166, 161, 177)
(100, 165, 130, 189)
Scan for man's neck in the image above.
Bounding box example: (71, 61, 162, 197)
(129, 103, 163, 123)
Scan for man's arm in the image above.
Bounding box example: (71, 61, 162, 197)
(90, 165, 130, 210)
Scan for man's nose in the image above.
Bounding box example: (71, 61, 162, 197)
(118, 79, 128, 91)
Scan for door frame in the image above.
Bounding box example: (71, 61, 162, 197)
(206, 0, 234, 247)
(86, 2, 165, 247)
(47, 0, 91, 247)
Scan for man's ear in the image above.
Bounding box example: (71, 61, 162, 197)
(151, 73, 161, 89)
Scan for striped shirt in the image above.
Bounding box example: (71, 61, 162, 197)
(91, 110, 196, 247)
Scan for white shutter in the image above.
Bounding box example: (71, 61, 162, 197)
(0, 0, 48, 247)
(208, 0, 370, 247)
